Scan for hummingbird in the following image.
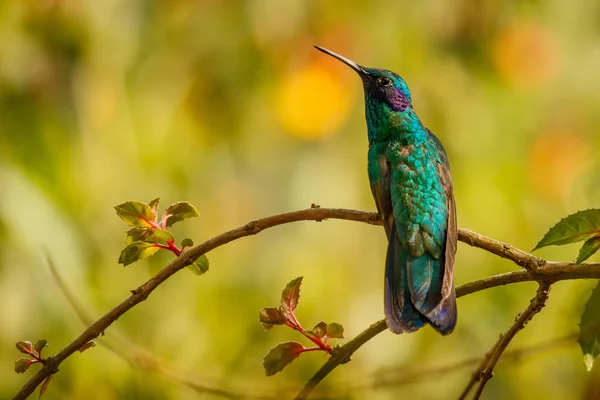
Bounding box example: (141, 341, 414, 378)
(315, 46, 457, 335)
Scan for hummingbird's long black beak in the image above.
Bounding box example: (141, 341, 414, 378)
(314, 45, 368, 76)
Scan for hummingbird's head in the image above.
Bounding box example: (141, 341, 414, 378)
(314, 46, 413, 112)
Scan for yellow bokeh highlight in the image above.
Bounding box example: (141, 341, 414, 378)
(275, 61, 353, 140)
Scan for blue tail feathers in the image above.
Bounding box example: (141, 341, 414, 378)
(384, 225, 457, 335)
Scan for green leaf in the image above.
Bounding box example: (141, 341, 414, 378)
(196, 254, 209, 273)
(259, 307, 287, 330)
(33, 339, 48, 355)
(579, 282, 600, 371)
(115, 201, 156, 228)
(186, 255, 209, 275)
(263, 341, 304, 376)
(15, 358, 33, 374)
(327, 322, 344, 339)
(164, 202, 200, 227)
(16, 341, 33, 355)
(181, 238, 194, 248)
(118, 242, 160, 266)
(125, 228, 154, 245)
(281, 277, 302, 315)
(577, 236, 600, 265)
(148, 198, 160, 215)
(534, 209, 600, 251)
(39, 375, 52, 398)
(153, 229, 174, 243)
(312, 321, 328, 338)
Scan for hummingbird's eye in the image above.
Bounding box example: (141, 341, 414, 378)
(378, 77, 392, 86)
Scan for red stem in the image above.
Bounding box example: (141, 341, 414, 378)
(166, 241, 182, 256)
(24, 349, 43, 364)
(285, 320, 332, 353)
(153, 242, 182, 256)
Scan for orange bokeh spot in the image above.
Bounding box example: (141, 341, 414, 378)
(494, 20, 560, 89)
(529, 130, 589, 199)
(274, 61, 354, 140)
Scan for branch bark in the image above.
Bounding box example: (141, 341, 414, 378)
(13, 208, 600, 399)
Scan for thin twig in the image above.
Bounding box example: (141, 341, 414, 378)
(354, 333, 576, 390)
(456, 340, 500, 400)
(470, 283, 552, 399)
(13, 208, 600, 399)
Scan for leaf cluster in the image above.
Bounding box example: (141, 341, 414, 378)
(259, 277, 345, 376)
(115, 199, 207, 274)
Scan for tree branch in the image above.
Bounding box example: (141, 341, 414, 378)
(14, 208, 379, 399)
(13, 208, 600, 399)
(457, 228, 544, 273)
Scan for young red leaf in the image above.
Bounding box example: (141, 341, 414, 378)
(33, 339, 48, 355)
(164, 202, 200, 227)
(115, 201, 156, 228)
(534, 209, 600, 251)
(16, 341, 33, 355)
(148, 198, 161, 216)
(78, 341, 96, 353)
(577, 236, 600, 265)
(118, 242, 160, 266)
(125, 228, 154, 245)
(327, 322, 344, 339)
(153, 229, 175, 243)
(281, 277, 302, 315)
(186, 255, 209, 275)
(312, 321, 328, 338)
(15, 358, 33, 374)
(263, 341, 304, 376)
(259, 307, 287, 330)
(39, 375, 52, 398)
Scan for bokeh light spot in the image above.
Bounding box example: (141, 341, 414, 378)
(529, 130, 589, 199)
(494, 21, 560, 89)
(275, 61, 353, 140)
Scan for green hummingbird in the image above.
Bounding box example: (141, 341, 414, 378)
(315, 46, 457, 335)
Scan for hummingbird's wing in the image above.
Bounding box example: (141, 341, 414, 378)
(423, 151, 457, 332)
(409, 130, 457, 333)
(369, 153, 393, 238)
(386, 133, 457, 335)
(369, 150, 426, 333)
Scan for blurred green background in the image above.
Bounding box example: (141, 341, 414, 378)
(2, 0, 600, 399)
